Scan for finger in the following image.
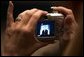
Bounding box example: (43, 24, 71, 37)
(20, 8, 38, 25)
(64, 15, 74, 33)
(51, 6, 73, 15)
(63, 15, 75, 40)
(15, 9, 38, 28)
(65, 15, 74, 25)
(65, 15, 78, 32)
(26, 10, 48, 31)
(7, 1, 14, 27)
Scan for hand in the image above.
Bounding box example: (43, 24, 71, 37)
(2, 1, 78, 56)
(32, 7, 78, 56)
(44, 6, 78, 55)
(3, 1, 48, 56)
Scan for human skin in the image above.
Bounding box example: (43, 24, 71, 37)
(2, 1, 78, 56)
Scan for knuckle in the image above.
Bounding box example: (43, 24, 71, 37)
(18, 10, 30, 17)
(68, 9, 73, 14)
(26, 11, 32, 16)
(38, 10, 43, 12)
(18, 13, 23, 18)
(32, 8, 38, 10)
(23, 26, 32, 33)
(32, 14, 38, 18)
(32, 10, 43, 18)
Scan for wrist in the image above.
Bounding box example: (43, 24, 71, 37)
(23, 42, 47, 56)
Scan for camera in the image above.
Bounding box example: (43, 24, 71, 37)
(35, 11, 64, 42)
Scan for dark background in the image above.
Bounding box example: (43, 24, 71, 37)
(1, 1, 83, 56)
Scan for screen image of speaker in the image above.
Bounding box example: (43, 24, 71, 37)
(36, 19, 55, 38)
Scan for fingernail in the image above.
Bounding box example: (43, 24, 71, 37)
(51, 6, 57, 9)
(44, 11, 48, 14)
(9, 1, 13, 6)
(9, 1, 12, 4)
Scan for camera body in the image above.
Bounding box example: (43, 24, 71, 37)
(35, 11, 64, 42)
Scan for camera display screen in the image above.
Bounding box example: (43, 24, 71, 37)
(35, 19, 55, 38)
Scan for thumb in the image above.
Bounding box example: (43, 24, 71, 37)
(7, 1, 14, 27)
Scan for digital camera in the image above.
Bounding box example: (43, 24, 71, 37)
(35, 11, 64, 42)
